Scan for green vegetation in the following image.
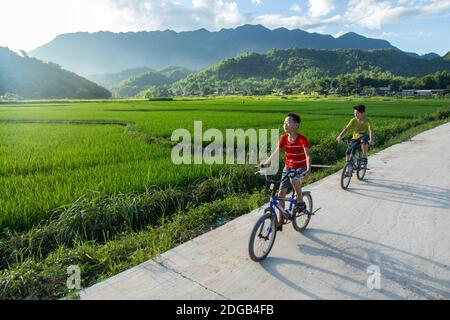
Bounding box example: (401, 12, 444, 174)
(164, 48, 450, 96)
(310, 70, 450, 95)
(0, 46, 111, 99)
(443, 51, 450, 61)
(0, 191, 268, 299)
(0, 96, 448, 299)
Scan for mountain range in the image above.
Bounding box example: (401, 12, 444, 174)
(30, 24, 413, 76)
(3, 24, 449, 99)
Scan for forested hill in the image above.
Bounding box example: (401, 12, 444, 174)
(0, 46, 111, 99)
(195, 48, 450, 80)
(87, 67, 153, 88)
(110, 66, 192, 98)
(163, 48, 450, 96)
(444, 51, 450, 60)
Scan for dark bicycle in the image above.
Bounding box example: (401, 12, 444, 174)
(339, 136, 369, 190)
(248, 167, 319, 262)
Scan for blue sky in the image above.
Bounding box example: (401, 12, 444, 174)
(0, 0, 449, 55)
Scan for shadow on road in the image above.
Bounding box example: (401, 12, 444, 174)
(260, 255, 374, 299)
(260, 257, 324, 299)
(306, 228, 449, 299)
(346, 178, 450, 209)
(259, 228, 450, 299)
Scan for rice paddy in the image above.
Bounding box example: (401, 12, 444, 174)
(0, 96, 447, 232)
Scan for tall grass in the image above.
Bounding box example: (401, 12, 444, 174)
(0, 166, 264, 269)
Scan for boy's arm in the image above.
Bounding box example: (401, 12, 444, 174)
(336, 127, 349, 141)
(260, 146, 280, 167)
(304, 147, 312, 176)
(337, 118, 355, 141)
(368, 122, 374, 145)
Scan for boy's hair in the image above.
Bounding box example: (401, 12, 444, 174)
(353, 104, 366, 113)
(286, 112, 301, 124)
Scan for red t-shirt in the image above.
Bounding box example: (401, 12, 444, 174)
(278, 133, 311, 169)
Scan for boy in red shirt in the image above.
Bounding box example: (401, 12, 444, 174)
(260, 113, 311, 231)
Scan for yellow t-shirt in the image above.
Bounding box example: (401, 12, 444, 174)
(345, 117, 373, 139)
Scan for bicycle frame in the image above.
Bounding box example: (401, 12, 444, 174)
(257, 166, 307, 221)
(348, 149, 359, 171)
(344, 137, 368, 170)
(269, 191, 297, 220)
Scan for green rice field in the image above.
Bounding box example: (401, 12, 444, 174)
(0, 96, 447, 232)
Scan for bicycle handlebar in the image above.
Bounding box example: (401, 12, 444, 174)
(339, 134, 372, 145)
(256, 166, 308, 184)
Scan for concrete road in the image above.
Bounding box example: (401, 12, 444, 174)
(80, 122, 450, 300)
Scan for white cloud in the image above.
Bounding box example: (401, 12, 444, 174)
(380, 31, 400, 37)
(251, 0, 261, 6)
(254, 13, 342, 30)
(344, 0, 450, 29)
(290, 4, 302, 13)
(308, 0, 335, 18)
(110, 0, 244, 31)
(108, 0, 341, 33)
(416, 31, 433, 37)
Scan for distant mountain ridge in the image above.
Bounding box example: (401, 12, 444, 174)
(110, 66, 192, 97)
(0, 46, 111, 99)
(444, 51, 450, 60)
(87, 67, 153, 88)
(30, 24, 402, 76)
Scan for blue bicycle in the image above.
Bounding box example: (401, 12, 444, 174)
(248, 167, 316, 262)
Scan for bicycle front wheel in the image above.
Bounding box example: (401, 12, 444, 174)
(340, 163, 352, 190)
(248, 211, 277, 262)
(357, 158, 367, 180)
(293, 193, 313, 232)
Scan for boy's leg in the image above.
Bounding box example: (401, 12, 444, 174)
(277, 188, 288, 224)
(361, 143, 368, 157)
(291, 177, 308, 214)
(345, 142, 353, 162)
(291, 178, 302, 202)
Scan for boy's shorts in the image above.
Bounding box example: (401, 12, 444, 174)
(279, 166, 307, 190)
(346, 136, 369, 156)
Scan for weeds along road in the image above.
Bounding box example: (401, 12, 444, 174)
(80, 122, 450, 300)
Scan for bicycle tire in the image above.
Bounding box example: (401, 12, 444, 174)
(340, 163, 352, 190)
(248, 210, 277, 262)
(293, 193, 313, 232)
(357, 158, 367, 180)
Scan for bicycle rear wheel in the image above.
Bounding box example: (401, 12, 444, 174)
(340, 163, 352, 190)
(248, 210, 277, 262)
(293, 193, 313, 232)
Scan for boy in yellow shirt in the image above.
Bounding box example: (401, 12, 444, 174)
(336, 104, 374, 163)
